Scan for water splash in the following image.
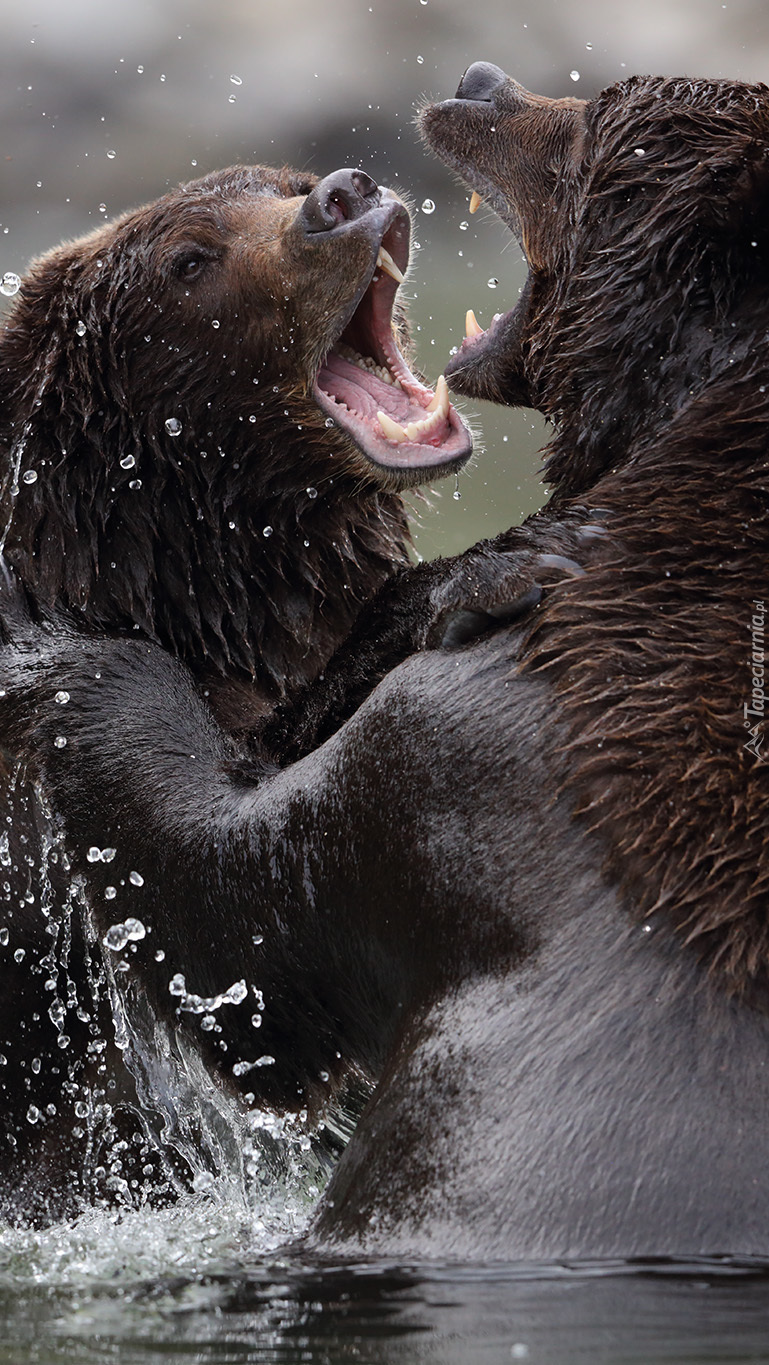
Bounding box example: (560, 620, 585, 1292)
(0, 776, 329, 1252)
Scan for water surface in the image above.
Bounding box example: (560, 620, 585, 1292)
(1, 1204, 767, 1365)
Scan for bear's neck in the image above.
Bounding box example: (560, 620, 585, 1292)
(2, 449, 411, 721)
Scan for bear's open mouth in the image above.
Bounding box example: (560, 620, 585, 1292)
(445, 183, 528, 375)
(314, 214, 473, 476)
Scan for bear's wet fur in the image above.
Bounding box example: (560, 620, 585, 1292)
(0, 163, 470, 1223)
(0, 163, 473, 728)
(0, 72, 768, 1258)
(418, 69, 769, 991)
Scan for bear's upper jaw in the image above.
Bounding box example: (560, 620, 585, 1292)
(418, 75, 584, 407)
(314, 212, 472, 482)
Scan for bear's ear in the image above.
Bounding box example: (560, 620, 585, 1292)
(0, 239, 101, 432)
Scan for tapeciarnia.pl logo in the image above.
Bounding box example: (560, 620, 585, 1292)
(744, 599, 766, 762)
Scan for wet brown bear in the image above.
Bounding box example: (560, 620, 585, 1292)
(2, 69, 769, 1262)
(0, 164, 470, 1224)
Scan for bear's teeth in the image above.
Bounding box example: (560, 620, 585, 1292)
(377, 411, 409, 443)
(469, 191, 483, 214)
(376, 246, 405, 284)
(426, 374, 448, 414)
(465, 309, 484, 338)
(336, 342, 398, 386)
(377, 376, 449, 445)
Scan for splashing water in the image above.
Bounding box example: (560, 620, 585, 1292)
(0, 776, 329, 1286)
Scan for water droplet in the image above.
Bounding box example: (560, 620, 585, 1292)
(453, 474, 461, 501)
(263, 526, 273, 538)
(137, 65, 144, 74)
(0, 929, 7, 946)
(416, 54, 424, 64)
(570, 70, 580, 82)
(105, 886, 117, 900)
(119, 454, 135, 469)
(129, 870, 144, 887)
(487, 278, 499, 289)
(421, 199, 435, 214)
(14, 948, 25, 963)
(106, 149, 116, 160)
(26, 1105, 40, 1125)
(48, 1000, 65, 1027)
(251, 1013, 262, 1028)
(22, 469, 37, 484)
(101, 847, 116, 862)
(228, 94, 236, 103)
(200, 1014, 216, 1031)
(104, 917, 145, 950)
(155, 949, 165, 962)
(128, 479, 142, 490)
(230, 74, 243, 86)
(634, 147, 646, 157)
(57, 1034, 70, 1049)
(225, 980, 248, 1005)
(211, 319, 220, 329)
(54, 690, 70, 705)
(459, 220, 469, 231)
(54, 736, 67, 749)
(75, 320, 87, 337)
(165, 417, 182, 436)
(306, 486, 318, 499)
(0, 272, 21, 297)
(585, 42, 593, 50)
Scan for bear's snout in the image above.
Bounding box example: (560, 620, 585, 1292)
(455, 61, 507, 102)
(301, 168, 381, 233)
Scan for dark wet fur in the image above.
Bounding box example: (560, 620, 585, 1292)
(0, 78, 767, 1257)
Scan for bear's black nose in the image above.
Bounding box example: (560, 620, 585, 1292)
(301, 169, 381, 233)
(456, 62, 507, 102)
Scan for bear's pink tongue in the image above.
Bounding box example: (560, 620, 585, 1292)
(319, 349, 451, 445)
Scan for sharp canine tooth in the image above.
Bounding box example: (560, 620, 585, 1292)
(469, 191, 482, 214)
(465, 309, 484, 338)
(377, 411, 409, 442)
(427, 374, 449, 414)
(376, 246, 405, 284)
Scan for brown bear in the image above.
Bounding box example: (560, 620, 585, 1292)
(0, 163, 471, 1224)
(1, 67, 769, 1264)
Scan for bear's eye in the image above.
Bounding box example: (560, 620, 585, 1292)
(175, 253, 211, 282)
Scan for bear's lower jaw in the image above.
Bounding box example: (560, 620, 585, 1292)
(314, 358, 472, 483)
(442, 275, 537, 411)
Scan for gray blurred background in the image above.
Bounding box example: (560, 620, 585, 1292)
(1, 0, 767, 557)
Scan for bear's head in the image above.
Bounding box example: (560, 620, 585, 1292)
(0, 165, 472, 698)
(421, 68, 769, 494)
